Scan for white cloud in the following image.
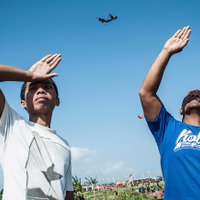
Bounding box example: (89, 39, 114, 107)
(71, 147, 131, 182)
(71, 147, 96, 162)
(100, 161, 125, 174)
(71, 146, 161, 184)
(112, 162, 124, 170)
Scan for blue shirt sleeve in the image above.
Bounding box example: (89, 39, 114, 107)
(146, 104, 172, 145)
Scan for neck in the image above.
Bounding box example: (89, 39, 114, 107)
(29, 114, 52, 128)
(183, 113, 200, 127)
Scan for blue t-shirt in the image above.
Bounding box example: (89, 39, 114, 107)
(147, 105, 200, 200)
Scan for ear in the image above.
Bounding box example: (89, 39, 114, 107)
(21, 100, 27, 110)
(180, 107, 183, 115)
(56, 98, 60, 106)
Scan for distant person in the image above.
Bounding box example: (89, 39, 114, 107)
(0, 54, 74, 199)
(160, 190, 164, 199)
(139, 26, 200, 199)
(153, 191, 157, 200)
(147, 185, 150, 193)
(150, 185, 154, 193)
(157, 182, 160, 191)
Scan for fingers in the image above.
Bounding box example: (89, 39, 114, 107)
(176, 27, 187, 38)
(40, 54, 52, 62)
(50, 56, 62, 69)
(182, 28, 191, 40)
(45, 73, 58, 79)
(181, 26, 191, 39)
(39, 54, 61, 65)
(174, 26, 191, 40)
(46, 54, 61, 64)
(40, 53, 62, 69)
(49, 54, 62, 67)
(173, 29, 181, 38)
(181, 38, 190, 48)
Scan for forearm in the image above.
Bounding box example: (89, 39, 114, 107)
(0, 65, 30, 118)
(0, 65, 31, 82)
(139, 48, 171, 121)
(0, 54, 61, 83)
(139, 48, 171, 97)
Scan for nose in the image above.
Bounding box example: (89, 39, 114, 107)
(191, 94, 200, 98)
(36, 87, 46, 95)
(192, 93, 199, 97)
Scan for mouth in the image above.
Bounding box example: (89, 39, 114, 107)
(183, 97, 200, 108)
(191, 99, 200, 103)
(35, 97, 48, 102)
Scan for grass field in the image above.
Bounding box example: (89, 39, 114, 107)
(76, 186, 164, 200)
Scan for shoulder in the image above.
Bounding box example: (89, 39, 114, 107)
(56, 134, 71, 150)
(146, 104, 179, 144)
(146, 104, 175, 126)
(1, 100, 24, 122)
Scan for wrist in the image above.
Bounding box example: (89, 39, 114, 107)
(162, 48, 172, 57)
(25, 70, 33, 82)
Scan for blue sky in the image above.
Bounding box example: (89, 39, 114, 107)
(1, 0, 200, 187)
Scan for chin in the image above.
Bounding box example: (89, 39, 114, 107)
(34, 106, 49, 113)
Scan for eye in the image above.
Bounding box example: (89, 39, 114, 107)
(45, 85, 52, 89)
(29, 86, 36, 91)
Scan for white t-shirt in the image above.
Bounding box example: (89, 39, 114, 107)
(0, 101, 73, 200)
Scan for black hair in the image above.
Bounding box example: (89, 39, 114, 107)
(20, 79, 59, 100)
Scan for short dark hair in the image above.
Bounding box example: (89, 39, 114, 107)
(20, 79, 59, 100)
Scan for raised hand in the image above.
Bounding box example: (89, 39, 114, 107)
(163, 26, 191, 55)
(28, 54, 61, 81)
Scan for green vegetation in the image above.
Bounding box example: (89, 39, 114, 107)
(85, 176, 98, 188)
(72, 176, 164, 200)
(73, 175, 84, 200)
(82, 188, 157, 200)
(73, 176, 83, 193)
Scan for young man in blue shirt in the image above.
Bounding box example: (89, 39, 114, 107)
(139, 26, 200, 199)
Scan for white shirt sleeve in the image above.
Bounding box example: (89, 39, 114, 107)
(0, 101, 23, 144)
(65, 151, 74, 192)
(0, 101, 12, 143)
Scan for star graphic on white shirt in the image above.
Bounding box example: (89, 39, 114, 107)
(42, 164, 63, 182)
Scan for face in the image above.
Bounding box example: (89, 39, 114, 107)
(181, 90, 200, 115)
(21, 80, 60, 115)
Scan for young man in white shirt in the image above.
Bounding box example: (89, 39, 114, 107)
(0, 54, 74, 200)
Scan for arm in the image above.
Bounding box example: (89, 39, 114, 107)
(65, 191, 74, 200)
(139, 26, 191, 121)
(0, 54, 61, 117)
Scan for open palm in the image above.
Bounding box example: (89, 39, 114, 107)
(164, 26, 191, 55)
(28, 54, 61, 81)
